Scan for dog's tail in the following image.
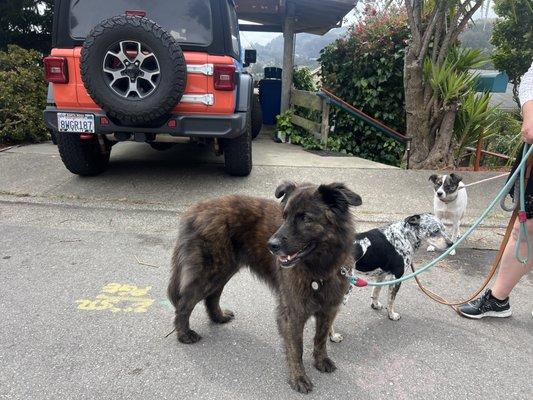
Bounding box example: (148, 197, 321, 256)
(167, 218, 194, 307)
(167, 244, 183, 307)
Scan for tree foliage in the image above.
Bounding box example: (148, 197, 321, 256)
(491, 0, 533, 107)
(0, 0, 54, 54)
(0, 45, 49, 144)
(319, 6, 409, 165)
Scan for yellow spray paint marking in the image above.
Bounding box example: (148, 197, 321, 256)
(76, 283, 154, 313)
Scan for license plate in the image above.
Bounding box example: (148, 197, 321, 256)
(57, 113, 95, 133)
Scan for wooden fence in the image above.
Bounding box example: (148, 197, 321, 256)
(289, 88, 330, 146)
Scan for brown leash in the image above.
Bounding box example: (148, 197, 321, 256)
(411, 156, 533, 313)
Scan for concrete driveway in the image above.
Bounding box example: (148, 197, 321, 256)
(0, 136, 531, 400)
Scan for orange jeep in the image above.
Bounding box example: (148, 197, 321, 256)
(43, 0, 258, 176)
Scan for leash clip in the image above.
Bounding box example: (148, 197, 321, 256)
(340, 266, 368, 287)
(340, 267, 368, 304)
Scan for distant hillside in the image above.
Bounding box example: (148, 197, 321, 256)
(459, 18, 495, 69)
(248, 18, 496, 78)
(249, 27, 347, 78)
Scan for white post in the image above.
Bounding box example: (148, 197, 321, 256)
(280, 4, 295, 114)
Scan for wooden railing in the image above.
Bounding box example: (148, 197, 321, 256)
(319, 88, 412, 168)
(288, 87, 412, 168)
(468, 139, 513, 171)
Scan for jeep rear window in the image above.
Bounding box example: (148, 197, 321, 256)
(69, 0, 213, 46)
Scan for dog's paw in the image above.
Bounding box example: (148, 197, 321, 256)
(450, 249, 456, 256)
(211, 309, 235, 324)
(329, 332, 344, 343)
(289, 374, 314, 394)
(427, 245, 436, 252)
(388, 311, 401, 321)
(371, 301, 383, 310)
(177, 329, 202, 344)
(314, 357, 337, 373)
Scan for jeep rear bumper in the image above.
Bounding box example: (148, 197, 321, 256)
(43, 107, 247, 139)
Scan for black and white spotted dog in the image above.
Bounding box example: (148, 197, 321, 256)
(329, 214, 452, 342)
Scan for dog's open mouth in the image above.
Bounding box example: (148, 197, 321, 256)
(277, 244, 315, 268)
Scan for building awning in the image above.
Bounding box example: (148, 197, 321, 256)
(236, 0, 356, 35)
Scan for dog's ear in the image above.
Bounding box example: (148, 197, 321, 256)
(405, 214, 421, 226)
(429, 174, 439, 184)
(318, 183, 362, 214)
(275, 181, 296, 203)
(449, 173, 463, 184)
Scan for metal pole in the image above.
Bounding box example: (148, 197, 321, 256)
(475, 137, 483, 171)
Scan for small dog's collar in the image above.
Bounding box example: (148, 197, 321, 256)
(438, 194, 457, 204)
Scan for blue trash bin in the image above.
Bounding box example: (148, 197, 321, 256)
(259, 79, 282, 125)
(264, 67, 282, 80)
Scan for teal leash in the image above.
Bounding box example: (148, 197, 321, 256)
(344, 144, 533, 289)
(515, 144, 531, 264)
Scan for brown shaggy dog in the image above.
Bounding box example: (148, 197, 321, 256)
(167, 182, 362, 394)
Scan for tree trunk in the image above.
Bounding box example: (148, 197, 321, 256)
(416, 103, 458, 169)
(404, 54, 433, 166)
(404, 42, 459, 169)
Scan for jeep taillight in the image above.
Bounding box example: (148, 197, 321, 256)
(44, 56, 69, 83)
(214, 65, 236, 91)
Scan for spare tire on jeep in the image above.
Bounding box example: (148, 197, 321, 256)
(80, 15, 187, 126)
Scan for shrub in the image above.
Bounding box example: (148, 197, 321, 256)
(318, 6, 409, 166)
(293, 67, 316, 92)
(276, 110, 322, 149)
(0, 44, 48, 144)
(483, 109, 522, 165)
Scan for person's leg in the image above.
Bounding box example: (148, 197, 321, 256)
(459, 218, 533, 319)
(492, 218, 533, 300)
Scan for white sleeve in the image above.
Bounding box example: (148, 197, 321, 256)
(519, 61, 533, 108)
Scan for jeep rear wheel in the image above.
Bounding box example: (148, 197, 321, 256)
(80, 16, 187, 126)
(57, 134, 110, 176)
(223, 112, 252, 176)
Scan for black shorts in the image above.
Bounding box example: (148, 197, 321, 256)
(509, 144, 533, 218)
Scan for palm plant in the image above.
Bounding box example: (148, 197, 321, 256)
(423, 47, 485, 103)
(454, 90, 497, 158)
(422, 45, 501, 166)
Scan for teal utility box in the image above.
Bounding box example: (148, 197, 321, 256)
(475, 71, 509, 93)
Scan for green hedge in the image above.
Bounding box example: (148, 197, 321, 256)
(0, 45, 49, 144)
(319, 7, 409, 166)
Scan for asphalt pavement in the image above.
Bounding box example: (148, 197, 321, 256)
(0, 137, 531, 400)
